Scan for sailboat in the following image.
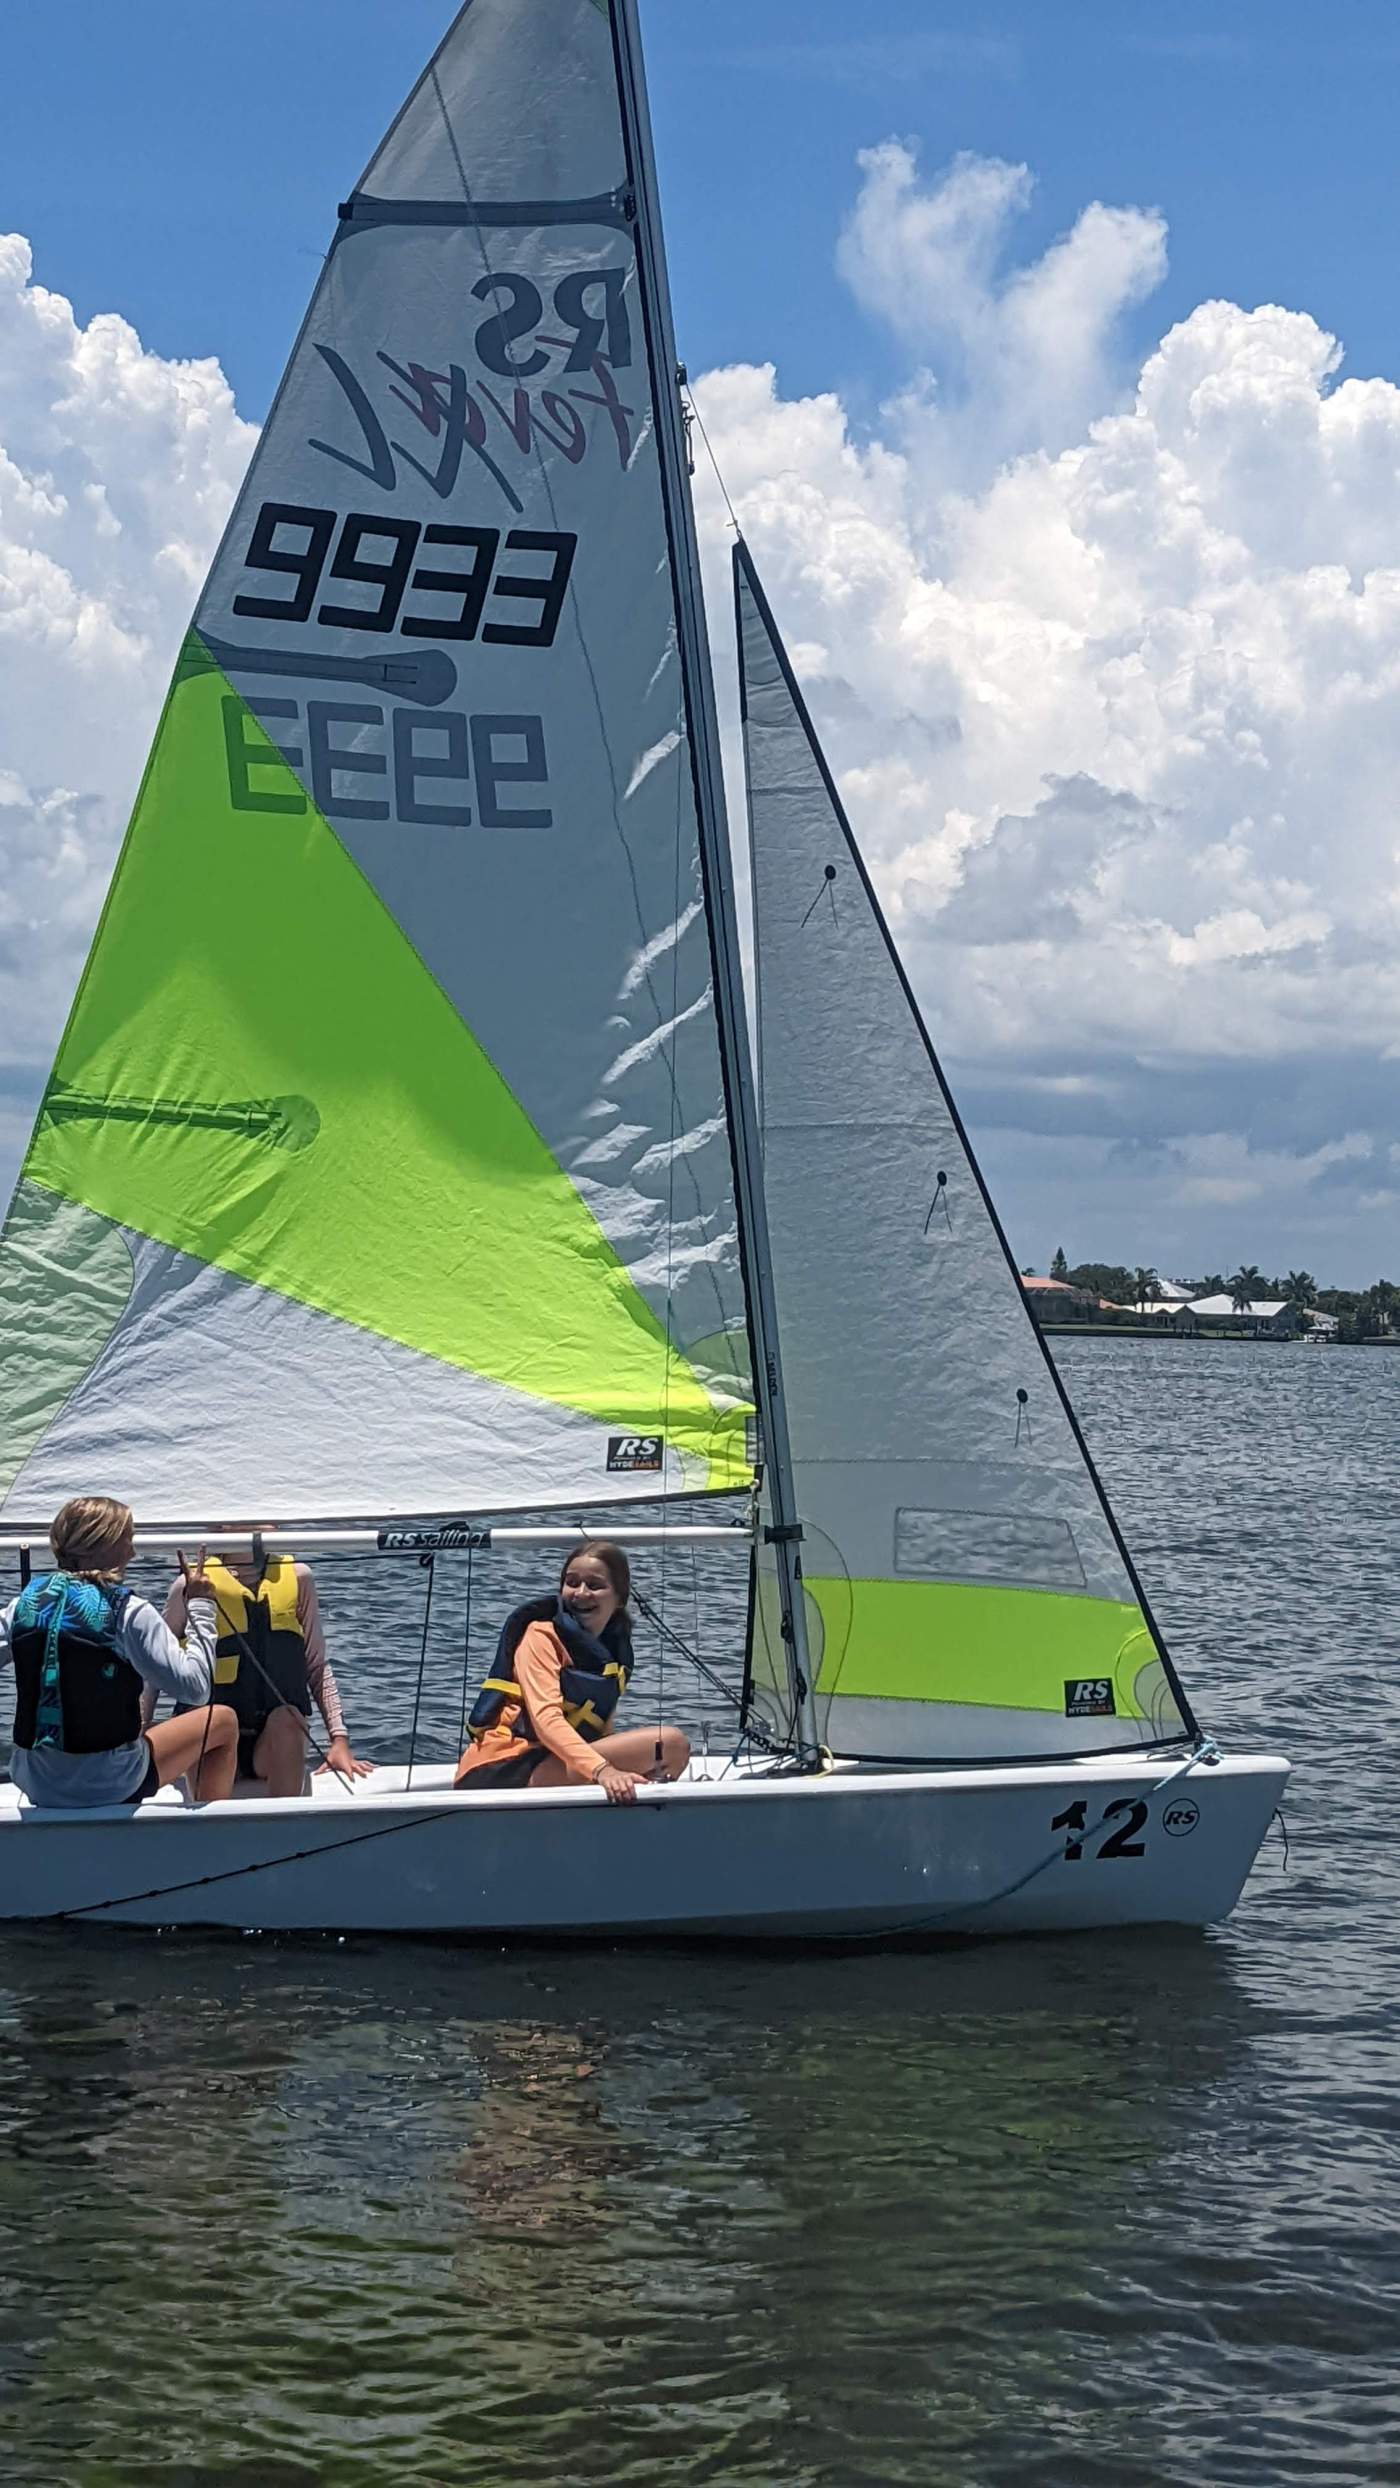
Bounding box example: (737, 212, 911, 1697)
(0, 0, 1286, 1934)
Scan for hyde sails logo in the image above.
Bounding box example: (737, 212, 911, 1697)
(1064, 1678, 1116, 1719)
(607, 1435, 664, 1473)
(309, 267, 638, 515)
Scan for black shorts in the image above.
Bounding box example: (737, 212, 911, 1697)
(454, 1742, 548, 1792)
(235, 1717, 311, 1781)
(122, 1741, 161, 1805)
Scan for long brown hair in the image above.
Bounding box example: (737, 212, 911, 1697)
(50, 1495, 133, 1582)
(559, 1540, 631, 1612)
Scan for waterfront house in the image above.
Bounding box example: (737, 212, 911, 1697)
(1188, 1295, 1301, 1339)
(1131, 1299, 1201, 1333)
(1020, 1275, 1099, 1321)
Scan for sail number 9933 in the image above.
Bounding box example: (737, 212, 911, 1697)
(232, 501, 576, 644)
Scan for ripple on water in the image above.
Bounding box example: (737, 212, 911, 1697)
(0, 1344, 1396, 2484)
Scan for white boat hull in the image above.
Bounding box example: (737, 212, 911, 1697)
(0, 1751, 1288, 1938)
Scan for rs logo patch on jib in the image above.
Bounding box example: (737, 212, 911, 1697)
(1065, 1678, 1116, 1718)
(607, 1434, 664, 1472)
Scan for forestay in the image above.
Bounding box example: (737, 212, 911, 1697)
(736, 543, 1195, 1761)
(0, 0, 754, 1523)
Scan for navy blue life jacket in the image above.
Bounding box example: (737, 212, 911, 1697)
(9, 1572, 141, 1755)
(466, 1595, 634, 1747)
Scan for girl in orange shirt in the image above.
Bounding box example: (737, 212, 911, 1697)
(453, 1542, 688, 1805)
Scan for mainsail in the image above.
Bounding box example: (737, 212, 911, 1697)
(736, 542, 1196, 1760)
(0, 0, 755, 1523)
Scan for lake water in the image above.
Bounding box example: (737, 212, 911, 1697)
(1, 1337, 1396, 2486)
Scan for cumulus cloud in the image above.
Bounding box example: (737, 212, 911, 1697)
(692, 141, 1400, 1277)
(0, 234, 254, 1163)
(5, 139, 1400, 1279)
(836, 141, 1167, 479)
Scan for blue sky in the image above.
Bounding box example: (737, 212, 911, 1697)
(6, 2, 1400, 1282)
(5, 1, 1399, 424)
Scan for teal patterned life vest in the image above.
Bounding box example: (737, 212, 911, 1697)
(10, 1573, 141, 1755)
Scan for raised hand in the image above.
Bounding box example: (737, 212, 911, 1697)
(176, 1543, 218, 1602)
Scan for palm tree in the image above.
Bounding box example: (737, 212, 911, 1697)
(1228, 1265, 1263, 1314)
(1370, 1279, 1399, 1336)
(1134, 1266, 1160, 1310)
(1283, 1270, 1318, 1310)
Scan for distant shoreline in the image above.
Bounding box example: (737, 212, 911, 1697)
(1040, 1323, 1400, 1345)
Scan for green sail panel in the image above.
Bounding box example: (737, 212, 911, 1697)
(0, 0, 753, 1519)
(805, 1580, 1176, 1725)
(16, 647, 743, 1477)
(736, 541, 1195, 1761)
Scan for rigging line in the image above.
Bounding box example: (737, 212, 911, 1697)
(1271, 1804, 1290, 1870)
(633, 1588, 735, 1710)
(48, 1759, 798, 1925)
(654, 673, 689, 1767)
(681, 379, 740, 535)
(687, 1532, 702, 1741)
(429, 63, 473, 201)
(632, 1590, 794, 1759)
(51, 1796, 501, 1923)
(457, 1536, 476, 1754)
(404, 1554, 436, 1793)
(853, 1740, 1221, 1943)
(428, 77, 732, 1357)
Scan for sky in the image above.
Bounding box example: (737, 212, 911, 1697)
(4, 0, 1400, 1282)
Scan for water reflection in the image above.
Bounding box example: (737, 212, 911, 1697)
(0, 1923, 1272, 2486)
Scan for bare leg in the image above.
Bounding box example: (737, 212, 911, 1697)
(249, 1706, 313, 1797)
(531, 1724, 690, 1790)
(145, 1707, 239, 1803)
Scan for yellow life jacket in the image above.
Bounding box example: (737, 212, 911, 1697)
(202, 1555, 310, 1731)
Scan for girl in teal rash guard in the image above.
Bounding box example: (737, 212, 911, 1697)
(0, 1496, 239, 1809)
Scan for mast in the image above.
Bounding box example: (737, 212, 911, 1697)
(610, 0, 821, 1764)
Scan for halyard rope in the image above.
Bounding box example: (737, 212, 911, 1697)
(403, 1554, 435, 1793)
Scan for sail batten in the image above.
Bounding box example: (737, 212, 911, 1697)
(339, 194, 634, 230)
(736, 539, 1197, 1763)
(0, 0, 754, 1524)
